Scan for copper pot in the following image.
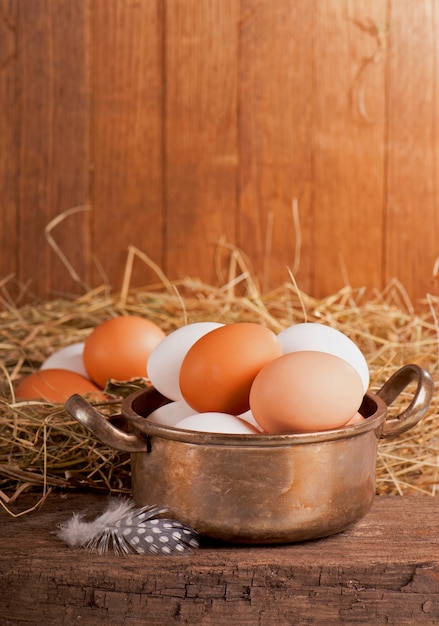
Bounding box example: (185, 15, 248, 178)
(66, 364, 433, 544)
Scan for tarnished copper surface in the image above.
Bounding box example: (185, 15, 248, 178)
(66, 364, 433, 543)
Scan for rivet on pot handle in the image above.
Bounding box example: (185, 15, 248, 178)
(376, 364, 434, 439)
(65, 394, 149, 453)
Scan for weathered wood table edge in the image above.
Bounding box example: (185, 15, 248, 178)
(0, 492, 438, 625)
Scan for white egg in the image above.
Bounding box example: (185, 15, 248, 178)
(147, 321, 224, 401)
(238, 409, 265, 432)
(175, 412, 260, 434)
(40, 342, 89, 379)
(277, 322, 369, 393)
(147, 400, 196, 427)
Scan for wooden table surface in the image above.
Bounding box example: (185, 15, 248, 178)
(0, 493, 438, 625)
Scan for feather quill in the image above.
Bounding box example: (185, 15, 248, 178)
(58, 498, 199, 555)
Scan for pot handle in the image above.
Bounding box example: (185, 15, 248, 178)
(65, 394, 149, 453)
(376, 364, 434, 439)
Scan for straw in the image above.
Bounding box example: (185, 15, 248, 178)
(1, 249, 438, 516)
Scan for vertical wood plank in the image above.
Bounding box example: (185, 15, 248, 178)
(385, 0, 439, 304)
(313, 0, 387, 297)
(164, 0, 239, 286)
(239, 0, 314, 294)
(17, 0, 90, 300)
(92, 0, 164, 292)
(2, 0, 439, 307)
(0, 0, 18, 301)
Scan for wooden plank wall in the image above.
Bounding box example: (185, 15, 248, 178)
(0, 0, 438, 307)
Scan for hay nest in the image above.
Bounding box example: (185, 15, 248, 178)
(1, 267, 438, 516)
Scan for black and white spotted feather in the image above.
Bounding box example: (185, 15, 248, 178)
(58, 498, 199, 555)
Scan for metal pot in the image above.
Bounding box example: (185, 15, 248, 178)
(66, 363, 433, 544)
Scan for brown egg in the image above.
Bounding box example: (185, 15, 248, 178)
(15, 369, 104, 403)
(179, 322, 282, 414)
(249, 351, 364, 434)
(83, 315, 166, 388)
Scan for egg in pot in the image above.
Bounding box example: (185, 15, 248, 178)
(147, 400, 196, 427)
(277, 322, 369, 393)
(179, 322, 282, 415)
(147, 321, 224, 401)
(175, 412, 261, 434)
(249, 351, 364, 433)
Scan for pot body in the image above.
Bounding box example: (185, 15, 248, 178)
(65, 363, 433, 544)
(130, 425, 380, 543)
(125, 390, 385, 543)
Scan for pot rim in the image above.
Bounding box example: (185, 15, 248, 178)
(65, 363, 432, 454)
(121, 388, 387, 447)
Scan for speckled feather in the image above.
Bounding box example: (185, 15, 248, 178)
(58, 498, 199, 555)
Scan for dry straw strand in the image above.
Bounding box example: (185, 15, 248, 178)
(45, 206, 92, 292)
(1, 245, 438, 515)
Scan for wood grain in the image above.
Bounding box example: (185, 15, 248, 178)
(1, 0, 439, 305)
(313, 0, 387, 297)
(239, 0, 314, 294)
(0, 492, 438, 624)
(385, 0, 439, 303)
(91, 0, 164, 291)
(16, 0, 90, 300)
(0, 1, 18, 302)
(164, 0, 239, 286)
